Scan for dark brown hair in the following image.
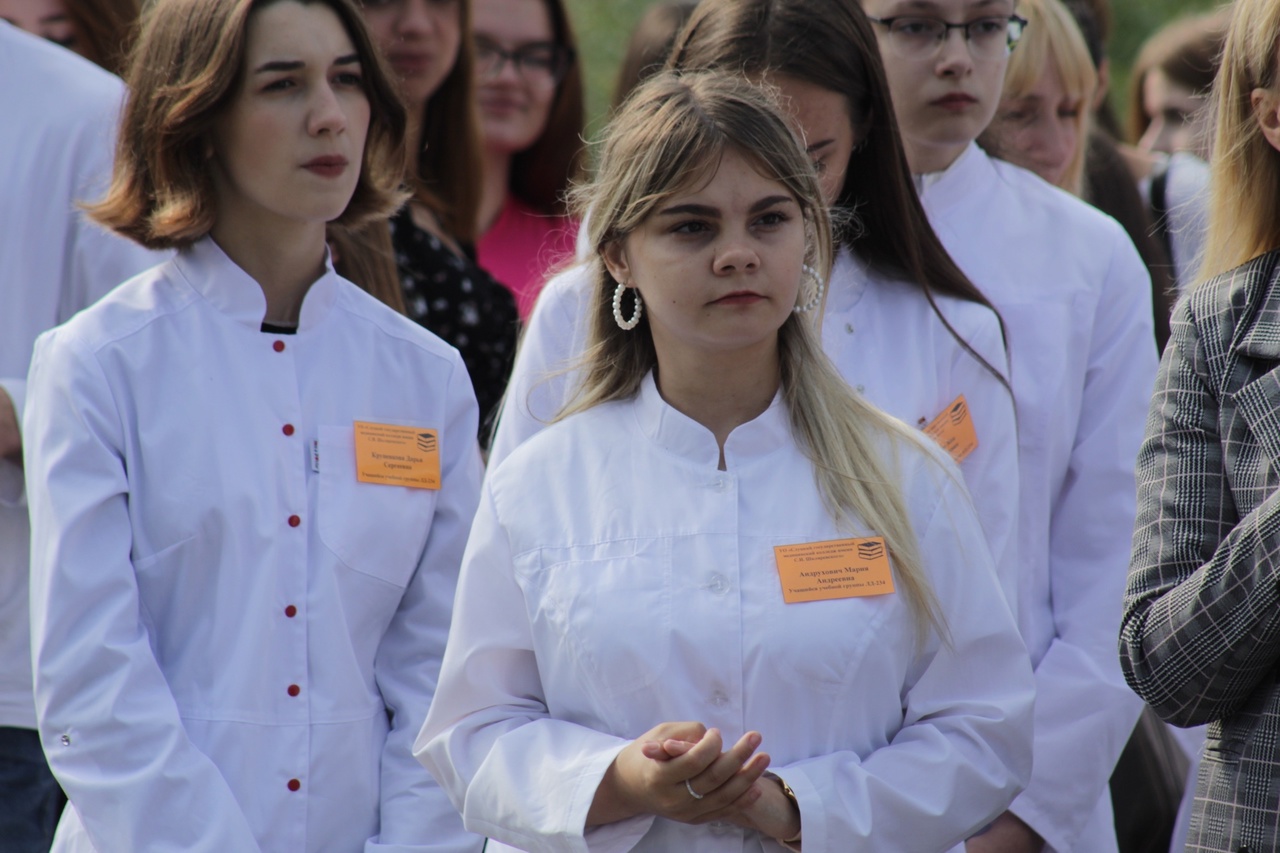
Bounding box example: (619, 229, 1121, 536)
(91, 0, 408, 250)
(505, 0, 585, 215)
(670, 0, 1008, 376)
(413, 0, 483, 244)
(64, 0, 141, 76)
(611, 0, 699, 111)
(1126, 9, 1229, 145)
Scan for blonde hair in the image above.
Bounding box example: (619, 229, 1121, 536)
(90, 0, 408, 250)
(560, 71, 946, 642)
(997, 0, 1097, 193)
(1199, 0, 1280, 281)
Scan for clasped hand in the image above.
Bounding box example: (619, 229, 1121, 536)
(587, 721, 800, 841)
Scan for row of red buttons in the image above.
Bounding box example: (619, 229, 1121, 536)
(276, 338, 304, 797)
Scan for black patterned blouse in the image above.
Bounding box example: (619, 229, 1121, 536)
(389, 207, 519, 443)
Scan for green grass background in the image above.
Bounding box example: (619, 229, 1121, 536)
(564, 0, 1227, 143)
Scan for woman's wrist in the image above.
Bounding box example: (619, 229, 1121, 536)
(764, 772, 802, 845)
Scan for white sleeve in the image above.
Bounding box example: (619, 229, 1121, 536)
(945, 309, 1020, 616)
(367, 355, 485, 853)
(777, 473, 1035, 852)
(25, 330, 262, 852)
(487, 268, 592, 469)
(415, 486, 654, 853)
(1009, 226, 1154, 851)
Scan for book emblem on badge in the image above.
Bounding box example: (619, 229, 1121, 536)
(417, 433, 437, 453)
(948, 399, 968, 425)
(857, 541, 885, 561)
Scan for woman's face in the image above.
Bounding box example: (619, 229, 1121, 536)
(0, 0, 78, 53)
(209, 1, 370, 237)
(360, 0, 461, 109)
(603, 147, 807, 367)
(861, 0, 1015, 174)
(981, 57, 1084, 189)
(472, 0, 562, 156)
(772, 75, 857, 207)
(1138, 68, 1211, 160)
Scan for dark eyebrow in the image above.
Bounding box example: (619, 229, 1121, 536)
(805, 140, 834, 156)
(254, 54, 361, 74)
(656, 203, 720, 218)
(749, 195, 797, 213)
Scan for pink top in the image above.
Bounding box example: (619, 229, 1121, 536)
(477, 194, 579, 320)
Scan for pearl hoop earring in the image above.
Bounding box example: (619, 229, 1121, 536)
(613, 281, 643, 330)
(793, 264, 825, 314)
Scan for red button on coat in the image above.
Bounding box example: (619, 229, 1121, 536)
(288, 515, 301, 528)
(282, 424, 295, 436)
(273, 340, 286, 353)
(287, 779, 300, 792)
(284, 605, 297, 618)
(287, 684, 300, 697)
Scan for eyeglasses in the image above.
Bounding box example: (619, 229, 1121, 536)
(866, 14, 1028, 61)
(474, 38, 573, 85)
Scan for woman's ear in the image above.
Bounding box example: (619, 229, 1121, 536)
(602, 240, 631, 286)
(1251, 87, 1280, 153)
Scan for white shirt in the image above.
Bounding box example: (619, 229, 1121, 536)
(0, 23, 165, 730)
(23, 239, 485, 853)
(489, 252, 1021, 610)
(919, 143, 1156, 853)
(418, 374, 1035, 853)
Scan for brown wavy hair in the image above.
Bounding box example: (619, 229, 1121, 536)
(90, 0, 407, 250)
(64, 0, 141, 76)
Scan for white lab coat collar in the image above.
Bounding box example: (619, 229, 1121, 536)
(913, 141, 988, 202)
(635, 371, 790, 469)
(172, 237, 341, 332)
(824, 247, 870, 317)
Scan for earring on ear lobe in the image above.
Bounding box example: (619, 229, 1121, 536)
(793, 264, 825, 314)
(613, 280, 643, 330)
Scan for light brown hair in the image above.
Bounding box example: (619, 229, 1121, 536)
(564, 71, 947, 642)
(64, 0, 141, 76)
(91, 0, 407, 250)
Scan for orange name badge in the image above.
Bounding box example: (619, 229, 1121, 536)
(774, 537, 895, 603)
(922, 394, 978, 464)
(352, 421, 441, 490)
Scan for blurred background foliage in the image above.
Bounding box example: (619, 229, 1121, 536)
(565, 0, 1226, 144)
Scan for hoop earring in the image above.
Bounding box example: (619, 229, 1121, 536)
(793, 264, 825, 314)
(613, 281, 643, 330)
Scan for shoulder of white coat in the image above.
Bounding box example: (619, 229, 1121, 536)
(990, 157, 1131, 245)
(40, 259, 193, 354)
(484, 399, 630, 516)
(332, 276, 467, 373)
(872, 422, 971, 526)
(527, 260, 596, 329)
(1, 25, 125, 133)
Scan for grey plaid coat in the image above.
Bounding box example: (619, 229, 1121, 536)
(1121, 250, 1280, 853)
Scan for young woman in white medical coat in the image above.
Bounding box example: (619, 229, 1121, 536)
(488, 0, 1021, 613)
(416, 70, 1035, 853)
(22, 0, 483, 850)
(860, 0, 1159, 849)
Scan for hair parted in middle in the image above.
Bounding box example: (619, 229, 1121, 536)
(89, 0, 408, 251)
(986, 0, 1097, 194)
(562, 70, 946, 643)
(667, 0, 1008, 390)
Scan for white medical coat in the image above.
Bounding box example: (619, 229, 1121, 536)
(0, 23, 163, 730)
(488, 250, 1020, 610)
(418, 374, 1035, 852)
(23, 238, 485, 852)
(918, 143, 1156, 853)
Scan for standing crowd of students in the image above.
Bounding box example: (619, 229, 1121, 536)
(0, 0, 1271, 851)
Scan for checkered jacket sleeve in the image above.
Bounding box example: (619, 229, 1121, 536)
(1120, 251, 1280, 729)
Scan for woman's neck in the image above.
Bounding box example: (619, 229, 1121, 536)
(652, 339, 781, 469)
(209, 218, 327, 327)
(477, 146, 512, 238)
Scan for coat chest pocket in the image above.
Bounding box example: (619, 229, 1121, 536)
(317, 425, 437, 588)
(517, 539, 673, 697)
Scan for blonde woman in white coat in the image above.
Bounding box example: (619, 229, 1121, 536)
(417, 70, 1034, 853)
(489, 0, 1020, 615)
(22, 0, 483, 849)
